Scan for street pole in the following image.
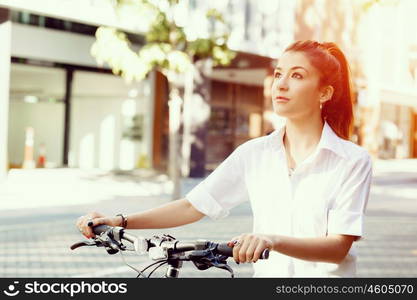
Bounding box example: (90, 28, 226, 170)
(168, 85, 182, 200)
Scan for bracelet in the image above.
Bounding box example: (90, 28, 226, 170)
(116, 214, 128, 228)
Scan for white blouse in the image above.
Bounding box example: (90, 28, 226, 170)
(186, 121, 372, 277)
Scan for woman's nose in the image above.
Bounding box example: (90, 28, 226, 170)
(277, 77, 289, 91)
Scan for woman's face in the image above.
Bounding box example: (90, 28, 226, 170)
(271, 51, 324, 120)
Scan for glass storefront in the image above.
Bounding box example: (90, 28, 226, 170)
(8, 62, 154, 171)
(206, 80, 263, 171)
(8, 63, 65, 168)
(69, 70, 154, 170)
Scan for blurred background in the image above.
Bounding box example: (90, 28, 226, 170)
(0, 0, 416, 278)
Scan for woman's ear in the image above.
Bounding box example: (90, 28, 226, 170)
(320, 85, 334, 105)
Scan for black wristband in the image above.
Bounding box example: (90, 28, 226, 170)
(116, 214, 127, 228)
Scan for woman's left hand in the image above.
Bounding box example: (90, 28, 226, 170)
(227, 233, 274, 263)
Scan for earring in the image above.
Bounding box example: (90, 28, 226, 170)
(320, 103, 323, 110)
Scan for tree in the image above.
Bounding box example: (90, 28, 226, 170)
(91, 0, 236, 199)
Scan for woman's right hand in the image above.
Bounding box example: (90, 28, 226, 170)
(76, 211, 121, 239)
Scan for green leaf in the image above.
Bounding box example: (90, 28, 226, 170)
(206, 8, 224, 23)
(91, 2, 236, 83)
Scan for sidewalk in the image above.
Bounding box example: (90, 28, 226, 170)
(0, 168, 193, 212)
(1, 158, 416, 212)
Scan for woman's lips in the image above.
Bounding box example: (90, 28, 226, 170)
(275, 96, 290, 102)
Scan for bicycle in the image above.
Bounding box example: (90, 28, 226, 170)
(71, 225, 269, 278)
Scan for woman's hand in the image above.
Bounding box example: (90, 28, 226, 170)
(227, 233, 274, 263)
(76, 211, 121, 239)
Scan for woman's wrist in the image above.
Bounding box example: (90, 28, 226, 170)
(109, 215, 123, 227)
(267, 234, 282, 252)
(115, 214, 128, 228)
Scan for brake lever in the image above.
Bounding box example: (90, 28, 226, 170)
(188, 250, 234, 278)
(71, 230, 125, 254)
(70, 240, 101, 250)
(211, 261, 234, 278)
(93, 233, 125, 254)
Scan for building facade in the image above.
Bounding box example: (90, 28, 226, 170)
(0, 2, 156, 180)
(0, 0, 297, 179)
(6, 0, 414, 181)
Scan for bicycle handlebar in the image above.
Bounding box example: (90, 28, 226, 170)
(91, 224, 269, 259)
(72, 224, 270, 277)
(91, 224, 111, 235)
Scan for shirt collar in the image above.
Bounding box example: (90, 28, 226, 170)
(318, 121, 348, 159)
(266, 121, 348, 159)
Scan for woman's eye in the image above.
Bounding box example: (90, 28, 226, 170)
(273, 72, 303, 79)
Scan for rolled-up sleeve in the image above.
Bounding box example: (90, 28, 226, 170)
(327, 153, 372, 239)
(185, 145, 249, 220)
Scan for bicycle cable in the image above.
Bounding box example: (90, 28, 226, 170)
(119, 249, 146, 278)
(147, 261, 168, 278)
(136, 259, 168, 278)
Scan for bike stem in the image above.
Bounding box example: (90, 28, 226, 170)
(165, 253, 185, 278)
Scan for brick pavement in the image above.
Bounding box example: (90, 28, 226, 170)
(0, 205, 254, 278)
(1, 206, 416, 278)
(0, 159, 416, 278)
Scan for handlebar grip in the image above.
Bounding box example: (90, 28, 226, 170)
(92, 224, 112, 235)
(216, 243, 233, 256)
(216, 243, 270, 259)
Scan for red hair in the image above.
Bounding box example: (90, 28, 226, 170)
(285, 40, 354, 140)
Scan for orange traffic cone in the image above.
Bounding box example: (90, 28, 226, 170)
(37, 143, 46, 168)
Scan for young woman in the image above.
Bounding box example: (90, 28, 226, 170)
(76, 40, 372, 277)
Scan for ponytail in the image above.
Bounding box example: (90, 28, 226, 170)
(285, 41, 354, 140)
